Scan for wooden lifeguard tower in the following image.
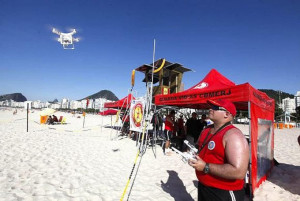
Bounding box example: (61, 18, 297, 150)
(135, 58, 192, 96)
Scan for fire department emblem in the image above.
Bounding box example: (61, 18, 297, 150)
(132, 103, 143, 127)
(194, 82, 208, 89)
(208, 141, 215, 150)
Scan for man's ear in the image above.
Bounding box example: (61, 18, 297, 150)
(224, 111, 231, 118)
(225, 112, 234, 121)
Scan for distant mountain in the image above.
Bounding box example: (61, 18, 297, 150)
(48, 98, 59, 104)
(0, 93, 27, 102)
(259, 89, 294, 104)
(82, 90, 119, 101)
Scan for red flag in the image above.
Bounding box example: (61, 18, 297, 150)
(86, 99, 89, 107)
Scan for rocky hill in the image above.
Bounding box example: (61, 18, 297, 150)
(0, 93, 27, 102)
(82, 90, 119, 101)
(259, 89, 294, 104)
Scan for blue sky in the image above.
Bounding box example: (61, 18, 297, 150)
(1, 0, 300, 101)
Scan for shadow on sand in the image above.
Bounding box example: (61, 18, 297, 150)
(161, 170, 195, 201)
(104, 125, 121, 130)
(267, 163, 300, 196)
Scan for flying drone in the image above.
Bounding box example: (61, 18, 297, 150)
(52, 28, 80, 49)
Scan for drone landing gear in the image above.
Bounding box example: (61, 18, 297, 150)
(63, 43, 75, 49)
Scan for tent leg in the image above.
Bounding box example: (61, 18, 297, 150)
(248, 101, 253, 200)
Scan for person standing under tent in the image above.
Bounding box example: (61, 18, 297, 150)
(189, 99, 249, 201)
(195, 114, 208, 143)
(151, 112, 163, 138)
(186, 112, 201, 143)
(177, 114, 185, 136)
(163, 110, 175, 154)
(173, 114, 186, 151)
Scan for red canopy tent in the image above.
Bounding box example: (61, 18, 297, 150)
(104, 94, 135, 109)
(155, 69, 275, 196)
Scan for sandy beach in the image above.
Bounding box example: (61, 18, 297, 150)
(0, 109, 299, 201)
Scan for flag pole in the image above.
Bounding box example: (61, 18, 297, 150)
(83, 99, 89, 128)
(27, 103, 29, 132)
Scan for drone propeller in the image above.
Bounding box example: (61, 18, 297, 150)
(52, 28, 61, 35)
(65, 27, 76, 35)
(70, 29, 76, 35)
(73, 37, 80, 42)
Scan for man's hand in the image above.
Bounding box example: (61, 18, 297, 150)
(188, 156, 206, 171)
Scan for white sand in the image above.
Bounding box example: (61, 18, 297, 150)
(0, 109, 299, 201)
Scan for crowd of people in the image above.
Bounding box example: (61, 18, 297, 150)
(119, 107, 210, 155)
(161, 110, 209, 154)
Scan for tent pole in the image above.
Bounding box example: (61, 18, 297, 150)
(101, 114, 103, 134)
(248, 101, 253, 200)
(176, 75, 178, 93)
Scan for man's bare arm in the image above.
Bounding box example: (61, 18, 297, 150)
(209, 129, 249, 179)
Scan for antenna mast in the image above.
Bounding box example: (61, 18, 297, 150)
(138, 39, 156, 154)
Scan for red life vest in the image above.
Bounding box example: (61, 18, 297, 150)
(165, 115, 174, 131)
(196, 125, 244, 190)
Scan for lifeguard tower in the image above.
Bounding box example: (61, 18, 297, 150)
(135, 58, 192, 96)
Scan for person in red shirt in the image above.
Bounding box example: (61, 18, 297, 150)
(189, 99, 249, 201)
(163, 110, 175, 154)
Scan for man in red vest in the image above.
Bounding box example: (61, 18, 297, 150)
(189, 99, 249, 201)
(163, 110, 175, 154)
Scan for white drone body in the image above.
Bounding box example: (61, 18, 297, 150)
(52, 28, 80, 49)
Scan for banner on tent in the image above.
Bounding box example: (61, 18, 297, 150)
(130, 99, 145, 132)
(257, 118, 273, 182)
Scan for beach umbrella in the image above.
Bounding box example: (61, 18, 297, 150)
(40, 108, 56, 116)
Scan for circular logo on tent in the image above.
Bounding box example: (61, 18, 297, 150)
(132, 103, 143, 127)
(194, 82, 208, 89)
(208, 141, 215, 150)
